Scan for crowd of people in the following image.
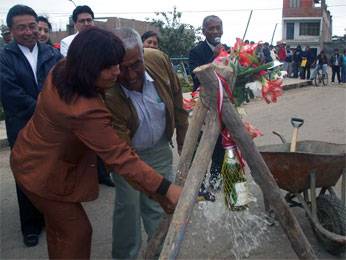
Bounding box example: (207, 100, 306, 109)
(253, 41, 346, 84)
(0, 4, 186, 259)
(0, 3, 345, 259)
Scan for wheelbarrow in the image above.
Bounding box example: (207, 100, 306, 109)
(258, 140, 346, 255)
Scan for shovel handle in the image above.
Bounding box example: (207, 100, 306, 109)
(290, 128, 298, 152)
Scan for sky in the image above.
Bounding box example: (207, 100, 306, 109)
(1, 0, 345, 46)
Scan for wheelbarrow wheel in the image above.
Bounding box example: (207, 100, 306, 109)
(314, 194, 346, 255)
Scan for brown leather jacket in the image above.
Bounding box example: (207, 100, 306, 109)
(10, 72, 165, 203)
(105, 48, 188, 151)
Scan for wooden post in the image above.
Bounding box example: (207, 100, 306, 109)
(194, 64, 316, 259)
(175, 100, 209, 186)
(144, 100, 208, 259)
(159, 111, 221, 259)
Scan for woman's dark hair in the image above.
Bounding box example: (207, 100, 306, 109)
(37, 16, 52, 30)
(141, 30, 159, 43)
(6, 4, 37, 28)
(37, 16, 52, 45)
(72, 5, 94, 23)
(52, 27, 125, 103)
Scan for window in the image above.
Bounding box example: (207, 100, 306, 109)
(290, 0, 300, 8)
(286, 23, 294, 39)
(314, 0, 321, 7)
(299, 22, 320, 36)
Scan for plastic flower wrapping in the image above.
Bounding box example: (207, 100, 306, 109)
(185, 38, 284, 210)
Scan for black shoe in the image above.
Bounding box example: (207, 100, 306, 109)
(99, 177, 115, 187)
(209, 175, 222, 192)
(23, 234, 39, 247)
(197, 190, 216, 202)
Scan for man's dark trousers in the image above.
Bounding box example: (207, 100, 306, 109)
(210, 135, 225, 180)
(331, 65, 341, 83)
(15, 184, 44, 235)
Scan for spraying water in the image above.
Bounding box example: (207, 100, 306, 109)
(191, 181, 271, 259)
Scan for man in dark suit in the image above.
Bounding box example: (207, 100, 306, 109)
(189, 15, 226, 91)
(188, 15, 226, 198)
(0, 5, 62, 247)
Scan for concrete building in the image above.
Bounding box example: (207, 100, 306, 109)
(282, 0, 332, 54)
(50, 17, 158, 44)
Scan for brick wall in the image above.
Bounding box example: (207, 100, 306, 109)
(281, 0, 332, 49)
(95, 18, 158, 36)
(50, 31, 69, 44)
(49, 17, 158, 44)
(283, 0, 322, 17)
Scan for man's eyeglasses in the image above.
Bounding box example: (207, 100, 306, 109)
(14, 23, 38, 32)
(120, 60, 143, 73)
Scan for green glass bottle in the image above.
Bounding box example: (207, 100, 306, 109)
(221, 146, 249, 210)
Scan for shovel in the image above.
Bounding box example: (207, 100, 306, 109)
(290, 117, 304, 152)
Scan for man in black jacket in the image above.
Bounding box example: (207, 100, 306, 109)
(330, 48, 343, 84)
(0, 5, 62, 247)
(188, 15, 227, 199)
(189, 15, 226, 91)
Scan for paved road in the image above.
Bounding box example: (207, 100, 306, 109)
(1, 83, 345, 259)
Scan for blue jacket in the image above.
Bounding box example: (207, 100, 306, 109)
(0, 41, 62, 147)
(301, 49, 314, 65)
(262, 47, 273, 64)
(293, 49, 302, 63)
(329, 53, 343, 66)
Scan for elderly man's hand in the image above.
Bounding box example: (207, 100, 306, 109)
(213, 43, 224, 58)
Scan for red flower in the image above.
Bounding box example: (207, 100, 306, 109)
(232, 38, 259, 67)
(242, 43, 258, 56)
(183, 97, 196, 112)
(261, 78, 283, 103)
(243, 122, 263, 139)
(191, 90, 200, 99)
(259, 70, 267, 76)
(232, 38, 243, 52)
(239, 52, 252, 67)
(214, 49, 230, 65)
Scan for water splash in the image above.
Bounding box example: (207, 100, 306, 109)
(194, 191, 270, 259)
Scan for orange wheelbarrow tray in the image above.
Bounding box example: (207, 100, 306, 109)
(258, 140, 346, 255)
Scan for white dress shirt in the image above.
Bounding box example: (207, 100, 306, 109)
(18, 43, 38, 83)
(60, 33, 78, 57)
(121, 72, 166, 151)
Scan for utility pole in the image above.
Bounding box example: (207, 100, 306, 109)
(242, 10, 253, 41)
(271, 23, 278, 45)
(67, 0, 77, 35)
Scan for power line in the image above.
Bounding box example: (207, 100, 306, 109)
(0, 4, 345, 16)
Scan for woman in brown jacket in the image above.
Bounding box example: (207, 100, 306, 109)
(10, 28, 181, 259)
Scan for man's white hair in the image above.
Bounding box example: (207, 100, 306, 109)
(113, 27, 143, 59)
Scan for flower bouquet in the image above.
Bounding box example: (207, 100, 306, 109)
(189, 38, 284, 210)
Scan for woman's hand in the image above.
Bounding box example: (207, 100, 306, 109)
(166, 184, 182, 206)
(155, 183, 182, 214)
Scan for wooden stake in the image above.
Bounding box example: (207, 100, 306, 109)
(159, 111, 220, 259)
(144, 100, 208, 259)
(194, 63, 316, 260)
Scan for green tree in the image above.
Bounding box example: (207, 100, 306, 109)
(146, 7, 201, 58)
